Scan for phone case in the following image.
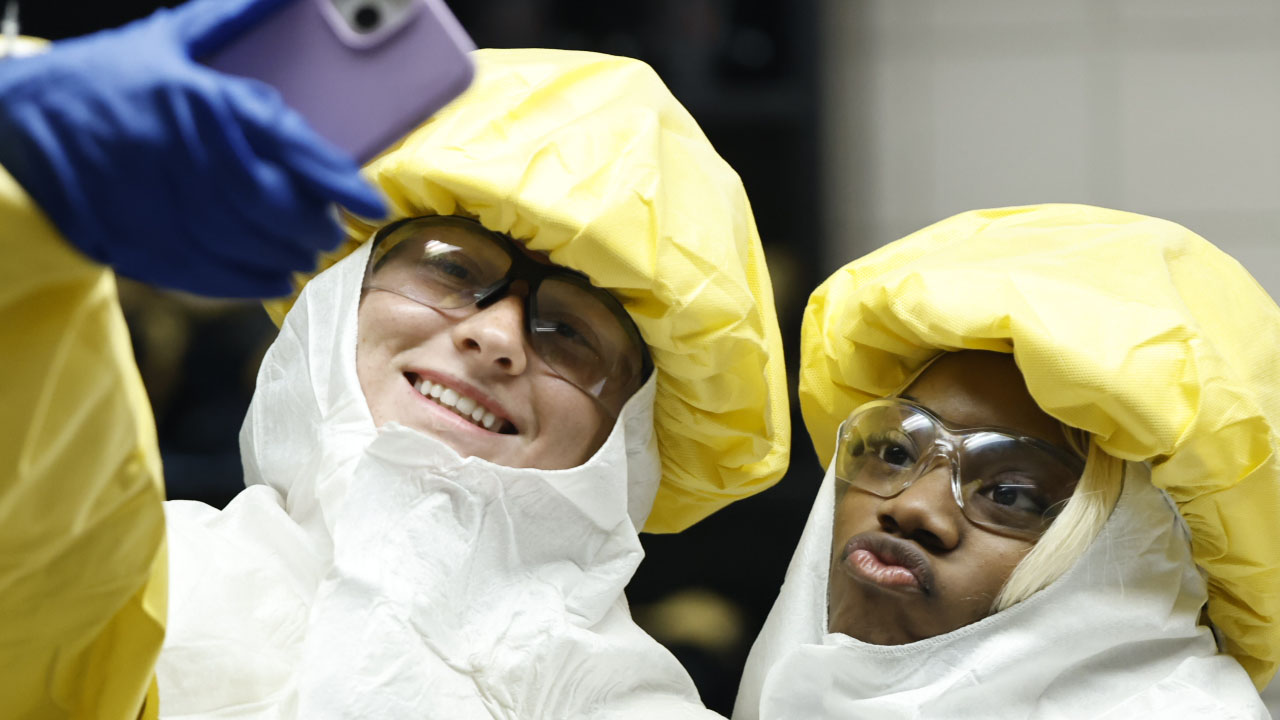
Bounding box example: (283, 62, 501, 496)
(202, 0, 475, 163)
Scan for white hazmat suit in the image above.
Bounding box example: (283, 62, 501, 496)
(734, 462, 1267, 719)
(735, 204, 1278, 719)
(158, 241, 717, 718)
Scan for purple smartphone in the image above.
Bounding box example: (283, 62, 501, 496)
(201, 0, 475, 163)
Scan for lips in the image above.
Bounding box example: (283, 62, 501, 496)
(405, 371, 517, 434)
(840, 533, 935, 594)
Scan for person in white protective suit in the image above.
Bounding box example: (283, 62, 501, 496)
(152, 48, 790, 719)
(733, 204, 1280, 720)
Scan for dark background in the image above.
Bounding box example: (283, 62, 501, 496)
(22, 1, 826, 713)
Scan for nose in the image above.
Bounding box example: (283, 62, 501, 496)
(876, 456, 961, 551)
(451, 294, 529, 376)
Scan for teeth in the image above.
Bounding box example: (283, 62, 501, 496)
(413, 377, 503, 432)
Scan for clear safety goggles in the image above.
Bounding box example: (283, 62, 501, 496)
(834, 398, 1085, 539)
(363, 215, 651, 408)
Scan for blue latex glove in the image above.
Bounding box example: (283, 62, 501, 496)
(0, 0, 387, 297)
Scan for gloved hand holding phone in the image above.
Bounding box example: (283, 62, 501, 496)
(0, 0, 387, 298)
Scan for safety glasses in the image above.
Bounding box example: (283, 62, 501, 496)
(362, 216, 651, 409)
(834, 398, 1085, 539)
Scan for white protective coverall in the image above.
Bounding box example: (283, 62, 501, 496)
(734, 204, 1278, 719)
(155, 48, 789, 719)
(158, 242, 713, 718)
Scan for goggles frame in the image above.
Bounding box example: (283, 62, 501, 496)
(835, 397, 1086, 540)
(362, 215, 652, 411)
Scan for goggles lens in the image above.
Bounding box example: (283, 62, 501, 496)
(835, 399, 1084, 538)
(363, 216, 649, 405)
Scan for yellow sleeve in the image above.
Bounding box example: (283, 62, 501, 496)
(0, 164, 167, 718)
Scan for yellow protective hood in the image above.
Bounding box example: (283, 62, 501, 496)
(799, 204, 1280, 688)
(264, 48, 788, 533)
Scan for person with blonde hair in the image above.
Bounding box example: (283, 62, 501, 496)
(0, 1, 789, 716)
(734, 204, 1277, 719)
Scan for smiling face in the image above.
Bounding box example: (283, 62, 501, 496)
(827, 351, 1077, 644)
(355, 248, 631, 470)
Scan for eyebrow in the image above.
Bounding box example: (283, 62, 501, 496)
(900, 393, 957, 428)
(899, 393, 1078, 455)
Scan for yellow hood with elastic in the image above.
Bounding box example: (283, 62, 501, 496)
(265, 48, 788, 533)
(799, 204, 1280, 687)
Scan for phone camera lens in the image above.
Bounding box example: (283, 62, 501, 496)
(352, 4, 381, 32)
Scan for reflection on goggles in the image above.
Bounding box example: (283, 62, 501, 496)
(835, 398, 1085, 539)
(363, 216, 650, 407)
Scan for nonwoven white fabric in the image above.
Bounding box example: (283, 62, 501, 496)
(156, 241, 719, 719)
(733, 460, 1268, 720)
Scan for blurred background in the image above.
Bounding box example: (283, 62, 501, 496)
(22, 0, 1280, 715)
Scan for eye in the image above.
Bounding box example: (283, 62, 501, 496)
(435, 259, 471, 280)
(862, 431, 916, 468)
(540, 313, 587, 344)
(533, 314, 607, 366)
(977, 479, 1048, 515)
(879, 444, 912, 467)
(409, 250, 493, 300)
(530, 314, 613, 392)
(420, 254, 476, 282)
(553, 321, 595, 349)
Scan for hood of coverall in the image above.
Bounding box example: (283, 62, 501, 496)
(734, 204, 1280, 718)
(264, 47, 790, 534)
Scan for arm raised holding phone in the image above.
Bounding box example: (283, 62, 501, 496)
(0, 0, 471, 716)
(0, 0, 393, 298)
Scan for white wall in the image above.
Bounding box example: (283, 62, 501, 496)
(821, 0, 1280, 300)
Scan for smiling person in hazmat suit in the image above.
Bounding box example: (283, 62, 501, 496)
(157, 47, 792, 720)
(732, 204, 1278, 719)
(0, 0, 789, 717)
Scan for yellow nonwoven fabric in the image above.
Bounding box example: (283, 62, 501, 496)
(0, 162, 166, 718)
(799, 204, 1280, 688)
(265, 48, 789, 533)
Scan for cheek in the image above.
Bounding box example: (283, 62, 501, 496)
(355, 304, 389, 378)
(355, 296, 430, 424)
(532, 382, 614, 467)
(829, 491, 878, 570)
(832, 491, 876, 545)
(356, 297, 384, 352)
(355, 304, 391, 425)
(355, 295, 441, 369)
(952, 537, 1035, 602)
(568, 401, 613, 463)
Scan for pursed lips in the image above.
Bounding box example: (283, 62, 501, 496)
(841, 533, 936, 595)
(405, 372, 516, 434)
